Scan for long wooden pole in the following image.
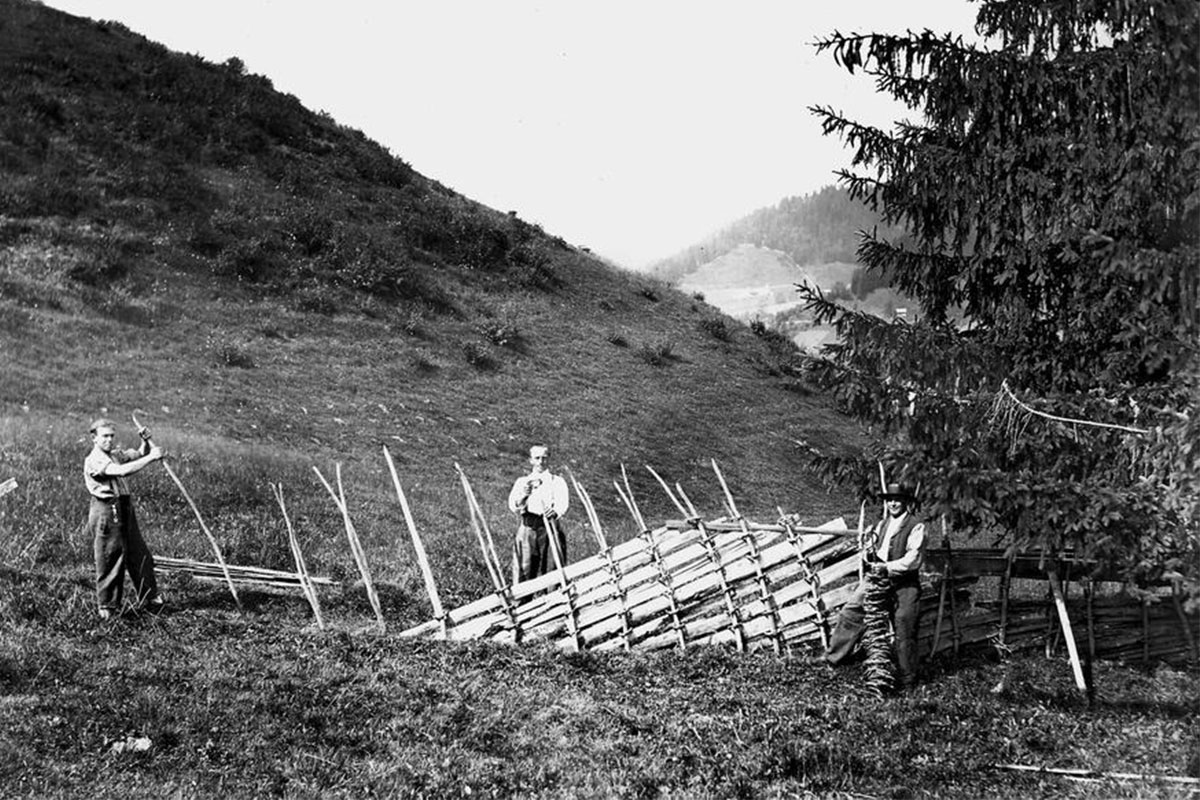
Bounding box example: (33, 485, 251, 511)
(272, 483, 324, 629)
(455, 466, 520, 638)
(645, 465, 689, 517)
(1047, 569, 1087, 691)
(621, 464, 648, 531)
(129, 412, 241, 610)
(314, 465, 385, 630)
(545, 514, 582, 651)
(710, 459, 740, 519)
(384, 448, 445, 634)
(162, 461, 242, 610)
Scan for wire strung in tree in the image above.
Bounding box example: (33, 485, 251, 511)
(986, 379, 1149, 456)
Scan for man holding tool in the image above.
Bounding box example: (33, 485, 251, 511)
(825, 480, 927, 690)
(506, 444, 570, 583)
(83, 417, 166, 619)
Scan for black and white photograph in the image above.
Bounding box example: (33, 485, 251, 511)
(1, 1, 1197, 796)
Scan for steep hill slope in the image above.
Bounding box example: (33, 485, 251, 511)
(0, 0, 862, 606)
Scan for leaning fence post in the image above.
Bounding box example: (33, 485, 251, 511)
(273, 483, 324, 630)
(384, 447, 446, 638)
(314, 464, 385, 631)
(163, 461, 241, 611)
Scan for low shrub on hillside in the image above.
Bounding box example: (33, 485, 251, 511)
(636, 340, 677, 367)
(475, 318, 522, 349)
(698, 317, 732, 342)
(461, 341, 494, 370)
(606, 332, 628, 348)
(204, 334, 255, 368)
(506, 242, 561, 291)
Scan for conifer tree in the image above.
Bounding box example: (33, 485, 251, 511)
(803, 1, 1198, 602)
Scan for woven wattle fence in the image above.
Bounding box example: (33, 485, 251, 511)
(400, 516, 858, 651)
(157, 451, 1197, 672)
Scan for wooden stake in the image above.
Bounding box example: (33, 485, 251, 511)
(736, 515, 783, 653)
(1171, 580, 1199, 669)
(455, 467, 507, 586)
(645, 465, 689, 518)
(545, 514, 583, 651)
(642, 526, 688, 650)
(570, 474, 632, 651)
(620, 464, 648, 531)
(998, 548, 1015, 648)
(675, 483, 700, 520)
(384, 448, 446, 636)
(272, 483, 324, 630)
(778, 514, 831, 650)
(453, 466, 521, 638)
(992, 763, 1200, 785)
(162, 461, 241, 610)
(1047, 569, 1087, 691)
(314, 465, 385, 631)
(710, 459, 740, 519)
(932, 567, 949, 656)
(1083, 576, 1096, 663)
(1142, 596, 1151, 664)
(695, 519, 746, 652)
(942, 533, 960, 655)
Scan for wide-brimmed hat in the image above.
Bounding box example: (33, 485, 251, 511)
(880, 482, 916, 502)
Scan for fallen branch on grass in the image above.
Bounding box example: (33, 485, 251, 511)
(991, 763, 1200, 785)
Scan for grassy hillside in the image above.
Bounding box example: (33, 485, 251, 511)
(2, 4, 1195, 797)
(0, 0, 861, 608)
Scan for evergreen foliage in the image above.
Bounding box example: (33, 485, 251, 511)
(803, 0, 1198, 600)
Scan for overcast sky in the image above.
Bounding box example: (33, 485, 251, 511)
(44, 1, 979, 268)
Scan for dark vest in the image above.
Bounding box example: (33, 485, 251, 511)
(874, 514, 922, 585)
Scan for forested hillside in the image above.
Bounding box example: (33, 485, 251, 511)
(646, 185, 902, 285)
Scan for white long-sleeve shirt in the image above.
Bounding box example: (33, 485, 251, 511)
(874, 513, 926, 575)
(508, 471, 570, 518)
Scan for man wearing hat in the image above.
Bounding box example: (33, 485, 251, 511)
(825, 481, 927, 689)
(84, 418, 165, 620)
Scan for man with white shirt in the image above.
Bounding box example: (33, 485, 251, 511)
(84, 418, 166, 620)
(825, 481, 927, 689)
(507, 444, 571, 583)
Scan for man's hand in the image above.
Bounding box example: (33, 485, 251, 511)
(543, 509, 558, 522)
(868, 562, 889, 579)
(148, 443, 164, 461)
(138, 426, 152, 441)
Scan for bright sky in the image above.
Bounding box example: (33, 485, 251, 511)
(44, 1, 979, 268)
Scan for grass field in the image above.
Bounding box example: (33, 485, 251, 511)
(1, 420, 1197, 798)
(2, 568, 1197, 799)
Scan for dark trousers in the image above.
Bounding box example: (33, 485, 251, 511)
(512, 516, 567, 583)
(825, 577, 921, 686)
(89, 496, 158, 611)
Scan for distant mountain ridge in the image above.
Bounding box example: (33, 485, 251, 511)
(646, 185, 900, 285)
